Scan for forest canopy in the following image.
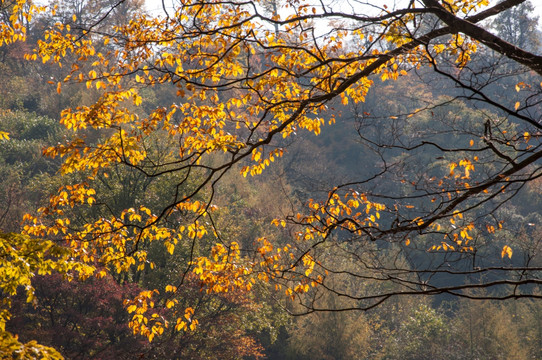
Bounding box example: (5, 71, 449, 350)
(1, 0, 542, 358)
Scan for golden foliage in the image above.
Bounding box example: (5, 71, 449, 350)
(0, 0, 520, 345)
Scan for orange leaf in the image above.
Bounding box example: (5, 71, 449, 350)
(501, 245, 513, 259)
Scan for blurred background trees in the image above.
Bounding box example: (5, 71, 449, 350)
(2, 0, 542, 358)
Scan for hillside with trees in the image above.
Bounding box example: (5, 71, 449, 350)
(1, 0, 542, 358)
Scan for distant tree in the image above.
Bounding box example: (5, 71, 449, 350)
(385, 304, 453, 360)
(491, 0, 540, 51)
(8, 274, 146, 360)
(0, 109, 64, 232)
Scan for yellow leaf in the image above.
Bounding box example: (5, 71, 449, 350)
(515, 101, 520, 110)
(175, 320, 187, 331)
(405, 238, 410, 246)
(501, 245, 513, 259)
